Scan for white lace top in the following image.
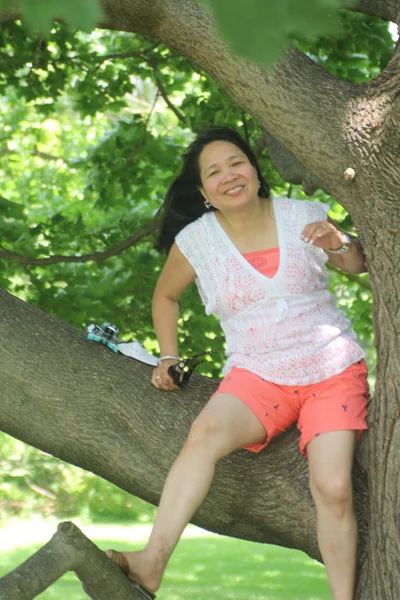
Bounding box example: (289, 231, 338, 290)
(175, 197, 365, 385)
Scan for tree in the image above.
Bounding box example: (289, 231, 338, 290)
(0, 1, 398, 598)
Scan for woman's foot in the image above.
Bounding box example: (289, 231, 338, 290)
(105, 549, 163, 594)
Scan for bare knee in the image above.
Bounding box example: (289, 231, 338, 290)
(184, 412, 228, 459)
(310, 475, 353, 516)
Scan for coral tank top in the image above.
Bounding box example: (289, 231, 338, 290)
(243, 247, 280, 278)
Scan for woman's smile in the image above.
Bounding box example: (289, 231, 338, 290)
(224, 184, 245, 196)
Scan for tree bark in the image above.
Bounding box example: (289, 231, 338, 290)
(0, 521, 146, 600)
(0, 2, 400, 599)
(353, 0, 399, 21)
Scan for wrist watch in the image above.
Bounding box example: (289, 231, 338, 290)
(327, 232, 352, 254)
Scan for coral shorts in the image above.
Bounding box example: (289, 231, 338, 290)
(211, 359, 370, 457)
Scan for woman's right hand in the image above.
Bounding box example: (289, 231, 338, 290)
(151, 359, 181, 391)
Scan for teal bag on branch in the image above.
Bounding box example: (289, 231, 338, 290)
(86, 323, 119, 353)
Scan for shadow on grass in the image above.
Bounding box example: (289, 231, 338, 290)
(0, 528, 330, 600)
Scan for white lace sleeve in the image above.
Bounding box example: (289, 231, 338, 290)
(174, 219, 214, 314)
(175, 221, 199, 272)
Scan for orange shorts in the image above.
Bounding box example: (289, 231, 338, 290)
(211, 359, 370, 457)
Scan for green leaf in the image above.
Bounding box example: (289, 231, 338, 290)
(0, 195, 25, 219)
(20, 0, 103, 33)
(199, 0, 356, 66)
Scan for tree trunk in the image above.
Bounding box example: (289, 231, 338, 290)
(0, 1, 400, 598)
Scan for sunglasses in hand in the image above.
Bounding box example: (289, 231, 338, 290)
(168, 350, 219, 388)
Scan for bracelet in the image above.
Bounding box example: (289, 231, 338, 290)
(327, 232, 352, 254)
(158, 355, 180, 365)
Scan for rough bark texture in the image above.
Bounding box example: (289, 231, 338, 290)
(0, 521, 146, 600)
(0, 1, 400, 599)
(353, 0, 399, 20)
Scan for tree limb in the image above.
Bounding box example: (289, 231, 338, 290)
(32, 147, 70, 164)
(2, 0, 398, 25)
(0, 287, 369, 566)
(148, 58, 187, 123)
(0, 521, 147, 600)
(0, 221, 157, 265)
(351, 0, 399, 22)
(23, 476, 57, 500)
(0, 145, 70, 164)
(0, 211, 372, 290)
(96, 41, 160, 64)
(328, 262, 371, 290)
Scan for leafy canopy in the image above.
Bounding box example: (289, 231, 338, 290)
(2, 0, 357, 65)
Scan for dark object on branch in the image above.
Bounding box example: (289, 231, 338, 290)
(168, 349, 220, 387)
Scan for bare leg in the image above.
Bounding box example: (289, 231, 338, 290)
(107, 393, 267, 592)
(307, 430, 358, 600)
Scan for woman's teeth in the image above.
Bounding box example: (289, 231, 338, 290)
(225, 186, 243, 195)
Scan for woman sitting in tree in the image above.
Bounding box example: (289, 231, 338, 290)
(107, 126, 370, 600)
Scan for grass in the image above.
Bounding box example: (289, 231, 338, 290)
(0, 519, 330, 599)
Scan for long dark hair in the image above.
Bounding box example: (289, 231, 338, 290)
(155, 126, 270, 254)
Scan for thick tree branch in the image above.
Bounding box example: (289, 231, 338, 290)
(352, 0, 399, 22)
(0, 521, 146, 600)
(0, 221, 156, 265)
(0, 287, 370, 567)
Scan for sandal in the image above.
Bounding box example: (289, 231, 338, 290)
(106, 550, 156, 599)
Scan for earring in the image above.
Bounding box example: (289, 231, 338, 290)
(204, 199, 212, 209)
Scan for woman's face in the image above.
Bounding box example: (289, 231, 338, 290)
(198, 140, 259, 212)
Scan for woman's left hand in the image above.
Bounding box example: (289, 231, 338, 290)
(301, 220, 346, 251)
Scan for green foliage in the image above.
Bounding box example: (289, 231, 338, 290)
(0, 0, 103, 33)
(0, 8, 386, 517)
(199, 0, 356, 66)
(0, 432, 156, 522)
(294, 11, 394, 81)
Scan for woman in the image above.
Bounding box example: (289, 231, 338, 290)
(107, 127, 370, 600)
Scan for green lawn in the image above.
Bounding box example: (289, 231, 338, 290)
(0, 520, 330, 599)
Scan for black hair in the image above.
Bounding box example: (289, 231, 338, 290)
(155, 126, 270, 254)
